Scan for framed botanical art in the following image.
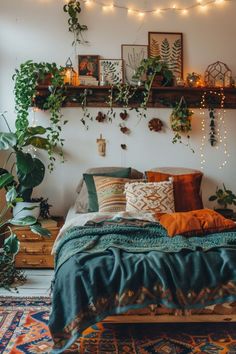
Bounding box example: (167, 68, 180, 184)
(99, 59, 123, 85)
(121, 44, 148, 84)
(148, 32, 183, 79)
(78, 55, 100, 79)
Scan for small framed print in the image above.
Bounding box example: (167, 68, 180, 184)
(99, 59, 123, 85)
(78, 55, 99, 79)
(148, 32, 183, 79)
(121, 44, 148, 84)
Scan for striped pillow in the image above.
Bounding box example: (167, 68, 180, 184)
(93, 176, 137, 212)
(125, 181, 175, 213)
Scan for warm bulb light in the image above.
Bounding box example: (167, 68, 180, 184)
(84, 0, 93, 6)
(155, 8, 161, 14)
(103, 4, 114, 11)
(182, 9, 188, 15)
(138, 12, 145, 17)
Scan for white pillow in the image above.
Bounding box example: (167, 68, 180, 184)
(125, 181, 175, 214)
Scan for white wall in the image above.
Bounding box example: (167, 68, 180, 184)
(1, 0, 236, 216)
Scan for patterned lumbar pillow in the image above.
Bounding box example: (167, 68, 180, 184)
(125, 181, 175, 213)
(93, 176, 133, 212)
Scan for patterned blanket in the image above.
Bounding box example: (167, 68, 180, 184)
(49, 219, 236, 353)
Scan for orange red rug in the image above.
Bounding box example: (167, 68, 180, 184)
(1, 297, 236, 353)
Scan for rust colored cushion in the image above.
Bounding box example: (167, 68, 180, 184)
(146, 171, 203, 212)
(158, 209, 236, 237)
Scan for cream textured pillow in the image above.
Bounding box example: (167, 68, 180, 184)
(93, 176, 139, 212)
(125, 181, 175, 213)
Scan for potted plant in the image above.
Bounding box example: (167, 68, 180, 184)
(0, 185, 50, 290)
(209, 184, 236, 218)
(134, 56, 174, 88)
(0, 113, 51, 218)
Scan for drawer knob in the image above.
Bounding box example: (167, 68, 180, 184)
(22, 259, 44, 266)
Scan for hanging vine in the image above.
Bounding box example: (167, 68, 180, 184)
(13, 61, 67, 171)
(63, 0, 88, 47)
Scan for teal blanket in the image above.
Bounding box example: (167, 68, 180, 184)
(49, 221, 236, 353)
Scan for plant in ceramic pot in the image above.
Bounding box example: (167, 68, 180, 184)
(0, 113, 51, 218)
(0, 185, 50, 290)
(209, 184, 236, 218)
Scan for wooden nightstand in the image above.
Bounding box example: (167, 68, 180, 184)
(14, 219, 64, 269)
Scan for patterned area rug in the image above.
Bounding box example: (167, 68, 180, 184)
(1, 297, 236, 353)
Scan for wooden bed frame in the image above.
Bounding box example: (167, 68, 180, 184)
(104, 314, 236, 323)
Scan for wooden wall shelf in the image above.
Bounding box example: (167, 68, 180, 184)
(36, 85, 236, 109)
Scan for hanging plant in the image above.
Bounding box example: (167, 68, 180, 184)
(13, 61, 67, 171)
(209, 108, 217, 146)
(63, 0, 88, 47)
(170, 96, 194, 151)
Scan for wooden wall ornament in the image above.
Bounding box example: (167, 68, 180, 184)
(148, 118, 163, 132)
(96, 134, 106, 156)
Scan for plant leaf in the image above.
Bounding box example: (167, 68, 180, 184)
(0, 173, 14, 188)
(4, 232, 20, 255)
(30, 223, 51, 237)
(9, 215, 37, 226)
(0, 132, 17, 150)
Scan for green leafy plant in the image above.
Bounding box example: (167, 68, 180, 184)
(63, 0, 88, 47)
(209, 184, 236, 210)
(0, 185, 50, 290)
(170, 96, 194, 152)
(134, 56, 174, 117)
(13, 61, 67, 171)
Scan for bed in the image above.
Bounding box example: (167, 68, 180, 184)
(48, 167, 236, 354)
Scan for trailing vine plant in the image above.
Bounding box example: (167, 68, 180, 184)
(170, 96, 194, 152)
(13, 61, 67, 171)
(63, 0, 88, 48)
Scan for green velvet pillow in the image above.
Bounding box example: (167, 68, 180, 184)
(83, 168, 131, 212)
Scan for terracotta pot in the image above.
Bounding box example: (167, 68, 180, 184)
(38, 73, 52, 86)
(151, 74, 164, 87)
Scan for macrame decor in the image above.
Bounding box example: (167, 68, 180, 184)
(199, 89, 229, 170)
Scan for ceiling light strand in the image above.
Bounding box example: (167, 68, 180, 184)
(83, 0, 232, 15)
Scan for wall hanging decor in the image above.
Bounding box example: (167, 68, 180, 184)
(170, 96, 194, 151)
(204, 61, 232, 87)
(121, 45, 148, 84)
(96, 111, 106, 122)
(78, 55, 99, 86)
(148, 118, 163, 132)
(99, 59, 124, 85)
(63, 0, 88, 47)
(120, 110, 129, 120)
(199, 88, 229, 170)
(148, 32, 183, 79)
(120, 125, 131, 135)
(96, 134, 106, 156)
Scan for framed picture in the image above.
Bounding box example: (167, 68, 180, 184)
(148, 32, 183, 79)
(121, 44, 148, 84)
(99, 59, 123, 85)
(78, 55, 99, 79)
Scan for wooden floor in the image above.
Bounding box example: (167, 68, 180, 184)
(0, 269, 53, 297)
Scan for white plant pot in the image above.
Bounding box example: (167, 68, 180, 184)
(13, 202, 40, 220)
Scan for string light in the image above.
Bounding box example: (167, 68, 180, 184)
(81, 0, 232, 17)
(199, 88, 229, 170)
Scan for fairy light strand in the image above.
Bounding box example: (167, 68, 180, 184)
(83, 0, 233, 16)
(199, 88, 229, 170)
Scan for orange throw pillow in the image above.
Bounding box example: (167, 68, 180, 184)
(146, 171, 203, 212)
(158, 209, 236, 237)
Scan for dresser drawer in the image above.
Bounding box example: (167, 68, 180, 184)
(15, 254, 54, 268)
(18, 241, 54, 255)
(16, 229, 59, 242)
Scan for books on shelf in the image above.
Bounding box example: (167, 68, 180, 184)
(79, 75, 99, 86)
